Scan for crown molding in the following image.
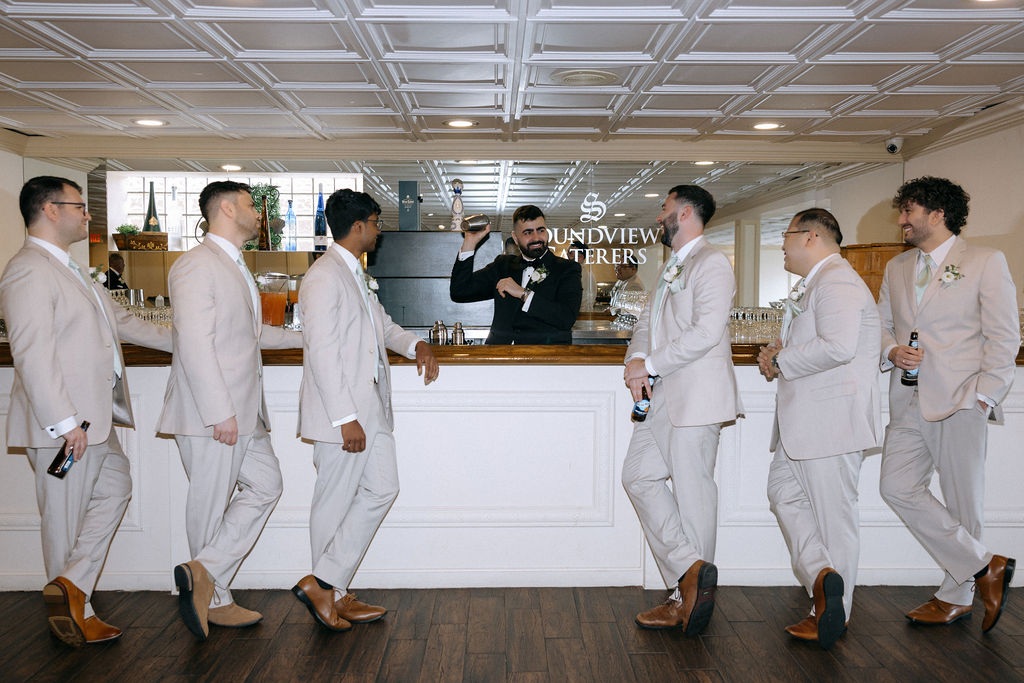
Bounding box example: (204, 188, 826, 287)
(0, 128, 30, 156)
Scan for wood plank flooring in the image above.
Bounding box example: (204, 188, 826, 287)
(1, 585, 1022, 682)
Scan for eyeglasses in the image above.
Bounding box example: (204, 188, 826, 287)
(367, 217, 384, 228)
(780, 229, 811, 239)
(51, 201, 88, 213)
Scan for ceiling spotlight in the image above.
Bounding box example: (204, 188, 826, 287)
(438, 224, 446, 229)
(694, 161, 715, 166)
(427, 212, 435, 216)
(754, 122, 782, 130)
(444, 119, 478, 128)
(614, 213, 626, 217)
(220, 164, 242, 172)
(132, 119, 167, 127)
(644, 192, 659, 198)
(458, 160, 477, 164)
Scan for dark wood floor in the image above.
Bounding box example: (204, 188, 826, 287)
(1, 585, 1022, 682)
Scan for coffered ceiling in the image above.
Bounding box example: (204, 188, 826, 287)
(2, 0, 1023, 230)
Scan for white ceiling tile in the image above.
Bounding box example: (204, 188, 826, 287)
(116, 60, 241, 83)
(259, 61, 375, 85)
(837, 22, 987, 54)
(917, 63, 1024, 87)
(0, 60, 109, 83)
(789, 64, 906, 86)
(166, 90, 280, 107)
(659, 64, 772, 86)
(377, 22, 507, 54)
(690, 22, 821, 53)
(46, 20, 195, 50)
(293, 91, 385, 107)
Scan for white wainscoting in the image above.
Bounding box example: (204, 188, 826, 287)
(0, 364, 1021, 592)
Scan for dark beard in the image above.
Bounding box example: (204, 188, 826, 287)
(659, 224, 676, 249)
(521, 241, 547, 259)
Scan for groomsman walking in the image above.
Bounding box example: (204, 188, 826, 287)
(293, 189, 438, 631)
(1, 176, 170, 646)
(158, 180, 301, 640)
(758, 208, 880, 649)
(878, 176, 1019, 632)
(622, 185, 741, 634)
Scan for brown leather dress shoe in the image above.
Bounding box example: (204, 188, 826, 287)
(905, 597, 971, 625)
(812, 568, 845, 650)
(636, 560, 717, 635)
(785, 615, 818, 641)
(976, 555, 1015, 633)
(292, 575, 351, 632)
(42, 577, 122, 647)
(174, 560, 215, 640)
(208, 603, 263, 628)
(335, 593, 386, 623)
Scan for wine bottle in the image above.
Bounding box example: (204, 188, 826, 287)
(143, 181, 161, 232)
(314, 184, 327, 252)
(285, 199, 297, 251)
(47, 420, 90, 479)
(900, 329, 920, 386)
(258, 195, 271, 251)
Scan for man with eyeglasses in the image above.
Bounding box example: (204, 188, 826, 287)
(877, 177, 1019, 633)
(157, 180, 302, 640)
(757, 208, 880, 649)
(292, 189, 438, 631)
(0, 176, 171, 646)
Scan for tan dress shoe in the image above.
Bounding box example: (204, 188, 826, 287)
(208, 603, 263, 628)
(905, 597, 972, 625)
(334, 593, 386, 623)
(42, 576, 122, 647)
(174, 560, 215, 640)
(812, 568, 845, 650)
(785, 615, 818, 641)
(292, 575, 351, 632)
(976, 555, 1015, 633)
(636, 560, 717, 635)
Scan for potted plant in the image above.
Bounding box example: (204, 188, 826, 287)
(113, 222, 167, 251)
(113, 223, 139, 250)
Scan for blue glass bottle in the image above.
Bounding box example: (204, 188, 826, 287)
(285, 199, 297, 251)
(313, 185, 327, 252)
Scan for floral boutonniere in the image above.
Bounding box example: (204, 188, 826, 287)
(526, 265, 549, 289)
(364, 272, 380, 298)
(939, 264, 964, 287)
(662, 260, 685, 293)
(89, 266, 107, 285)
(785, 278, 807, 316)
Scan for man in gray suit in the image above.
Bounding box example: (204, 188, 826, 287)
(879, 176, 1019, 632)
(622, 185, 742, 633)
(1, 176, 170, 646)
(158, 181, 301, 640)
(293, 189, 438, 631)
(758, 208, 880, 649)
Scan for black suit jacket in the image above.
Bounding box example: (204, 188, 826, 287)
(105, 269, 128, 290)
(450, 249, 582, 345)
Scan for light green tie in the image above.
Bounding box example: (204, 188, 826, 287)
(70, 260, 122, 380)
(234, 255, 259, 318)
(650, 254, 679, 334)
(355, 263, 381, 372)
(915, 253, 934, 303)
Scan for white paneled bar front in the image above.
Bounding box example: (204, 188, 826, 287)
(0, 362, 1021, 592)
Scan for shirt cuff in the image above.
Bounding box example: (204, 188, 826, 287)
(457, 251, 474, 261)
(521, 290, 535, 312)
(977, 393, 995, 407)
(881, 343, 897, 369)
(331, 414, 358, 427)
(644, 357, 658, 377)
(407, 339, 421, 357)
(47, 415, 78, 439)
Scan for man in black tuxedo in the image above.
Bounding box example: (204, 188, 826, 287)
(105, 253, 128, 290)
(450, 204, 582, 345)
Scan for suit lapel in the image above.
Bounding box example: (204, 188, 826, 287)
(917, 238, 966, 313)
(904, 249, 920, 315)
(203, 238, 258, 333)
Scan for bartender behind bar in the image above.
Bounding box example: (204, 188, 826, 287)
(450, 204, 582, 345)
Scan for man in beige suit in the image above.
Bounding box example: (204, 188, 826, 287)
(879, 176, 1019, 633)
(1, 176, 170, 646)
(292, 189, 438, 631)
(157, 180, 301, 640)
(622, 185, 742, 633)
(757, 208, 880, 649)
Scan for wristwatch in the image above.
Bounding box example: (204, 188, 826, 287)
(771, 354, 780, 371)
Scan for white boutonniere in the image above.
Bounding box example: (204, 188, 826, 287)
(939, 264, 963, 287)
(89, 266, 107, 284)
(526, 265, 548, 289)
(662, 260, 685, 293)
(785, 278, 807, 316)
(365, 272, 379, 298)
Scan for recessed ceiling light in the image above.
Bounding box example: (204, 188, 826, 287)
(694, 161, 715, 166)
(553, 69, 620, 86)
(644, 192, 659, 198)
(754, 122, 782, 130)
(438, 224, 446, 229)
(444, 119, 477, 128)
(220, 164, 242, 172)
(598, 225, 607, 229)
(133, 119, 167, 127)
(458, 160, 477, 164)
(614, 213, 625, 217)
(427, 212, 434, 216)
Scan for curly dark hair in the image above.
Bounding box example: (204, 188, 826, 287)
(892, 176, 969, 234)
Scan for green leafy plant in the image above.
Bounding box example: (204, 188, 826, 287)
(116, 223, 140, 235)
(250, 183, 281, 220)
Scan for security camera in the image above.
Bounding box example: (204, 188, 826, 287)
(885, 137, 904, 154)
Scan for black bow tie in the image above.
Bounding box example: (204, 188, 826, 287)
(520, 256, 541, 269)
